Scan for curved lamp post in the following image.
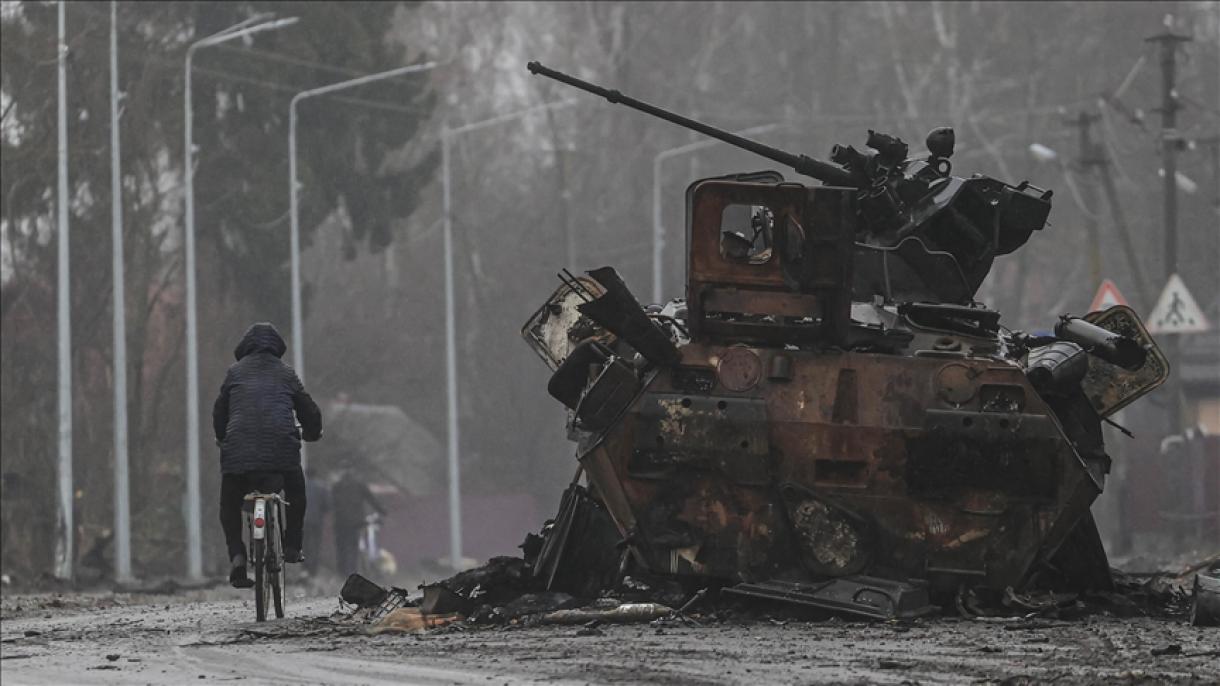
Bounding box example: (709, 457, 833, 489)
(288, 62, 438, 393)
(440, 98, 578, 570)
(182, 14, 298, 581)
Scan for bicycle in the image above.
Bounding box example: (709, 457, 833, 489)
(356, 512, 382, 578)
(243, 491, 288, 621)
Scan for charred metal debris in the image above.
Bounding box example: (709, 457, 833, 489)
(330, 548, 1206, 636)
(510, 61, 1184, 621)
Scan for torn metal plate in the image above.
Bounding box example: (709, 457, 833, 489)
(1081, 305, 1170, 417)
(521, 276, 608, 371)
(724, 576, 936, 621)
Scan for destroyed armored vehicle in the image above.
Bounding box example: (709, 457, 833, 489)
(519, 62, 1169, 618)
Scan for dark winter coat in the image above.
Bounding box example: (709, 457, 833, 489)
(212, 323, 322, 474)
(331, 474, 385, 530)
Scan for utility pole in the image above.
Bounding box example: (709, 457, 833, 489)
(1070, 109, 1152, 311)
(1073, 111, 1150, 558)
(55, 0, 74, 582)
(110, 0, 133, 583)
(1066, 111, 1104, 289)
(1093, 147, 1152, 312)
(1146, 20, 1192, 440)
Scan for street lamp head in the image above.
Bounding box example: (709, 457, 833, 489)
(225, 16, 299, 41)
(197, 16, 298, 49)
(254, 16, 300, 32)
(199, 11, 275, 42)
(1158, 168, 1198, 194)
(1029, 143, 1058, 163)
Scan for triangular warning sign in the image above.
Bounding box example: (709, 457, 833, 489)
(1147, 274, 1211, 334)
(1089, 279, 1129, 312)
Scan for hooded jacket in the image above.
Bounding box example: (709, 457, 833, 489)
(212, 323, 322, 474)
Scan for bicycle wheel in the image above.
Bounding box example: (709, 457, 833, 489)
(253, 537, 267, 622)
(271, 506, 285, 619)
(356, 539, 368, 578)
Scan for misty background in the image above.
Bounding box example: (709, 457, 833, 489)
(2, 1, 1218, 583)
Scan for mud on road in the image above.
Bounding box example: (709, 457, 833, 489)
(2, 589, 1218, 685)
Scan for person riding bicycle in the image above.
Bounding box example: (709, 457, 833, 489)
(213, 322, 322, 588)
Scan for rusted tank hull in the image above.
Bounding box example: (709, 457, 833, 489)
(581, 344, 1102, 595)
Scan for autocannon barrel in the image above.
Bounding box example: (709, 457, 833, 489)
(526, 61, 857, 188)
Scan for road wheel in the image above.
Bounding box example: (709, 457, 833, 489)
(271, 519, 285, 619)
(254, 538, 267, 622)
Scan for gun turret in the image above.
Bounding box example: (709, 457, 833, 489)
(527, 61, 1054, 303)
(527, 61, 857, 187)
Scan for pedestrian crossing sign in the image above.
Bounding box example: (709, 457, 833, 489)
(1147, 274, 1210, 334)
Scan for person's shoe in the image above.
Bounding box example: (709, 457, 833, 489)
(283, 547, 304, 564)
(229, 554, 254, 588)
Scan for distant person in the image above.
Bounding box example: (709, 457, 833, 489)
(331, 469, 386, 575)
(78, 528, 113, 584)
(213, 322, 322, 587)
(302, 466, 331, 576)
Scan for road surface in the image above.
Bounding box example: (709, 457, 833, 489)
(2, 587, 1217, 685)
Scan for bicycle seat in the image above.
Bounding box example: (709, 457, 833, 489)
(243, 492, 289, 504)
(242, 492, 289, 513)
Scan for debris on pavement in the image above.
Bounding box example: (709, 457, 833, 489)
(724, 576, 935, 621)
(574, 623, 604, 636)
(369, 608, 463, 635)
(539, 602, 673, 625)
(332, 526, 1208, 639)
(1190, 562, 1220, 627)
(337, 573, 414, 623)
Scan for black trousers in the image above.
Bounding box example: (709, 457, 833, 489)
(219, 468, 306, 560)
(334, 520, 363, 575)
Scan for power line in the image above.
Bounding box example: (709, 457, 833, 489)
(212, 43, 433, 87)
(192, 66, 429, 115)
(163, 5, 438, 89)
(1, 35, 430, 116)
(44, 2, 433, 111)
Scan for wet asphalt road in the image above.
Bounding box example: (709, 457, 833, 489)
(2, 588, 1218, 685)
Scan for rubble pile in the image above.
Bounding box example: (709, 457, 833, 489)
(332, 535, 1215, 636)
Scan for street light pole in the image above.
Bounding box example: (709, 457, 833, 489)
(288, 62, 437, 410)
(55, 0, 74, 582)
(1067, 111, 1103, 290)
(110, 0, 133, 583)
(651, 123, 779, 303)
(440, 121, 458, 571)
(182, 14, 297, 580)
(440, 99, 578, 570)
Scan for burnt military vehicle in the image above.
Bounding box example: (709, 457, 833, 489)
(519, 62, 1168, 619)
